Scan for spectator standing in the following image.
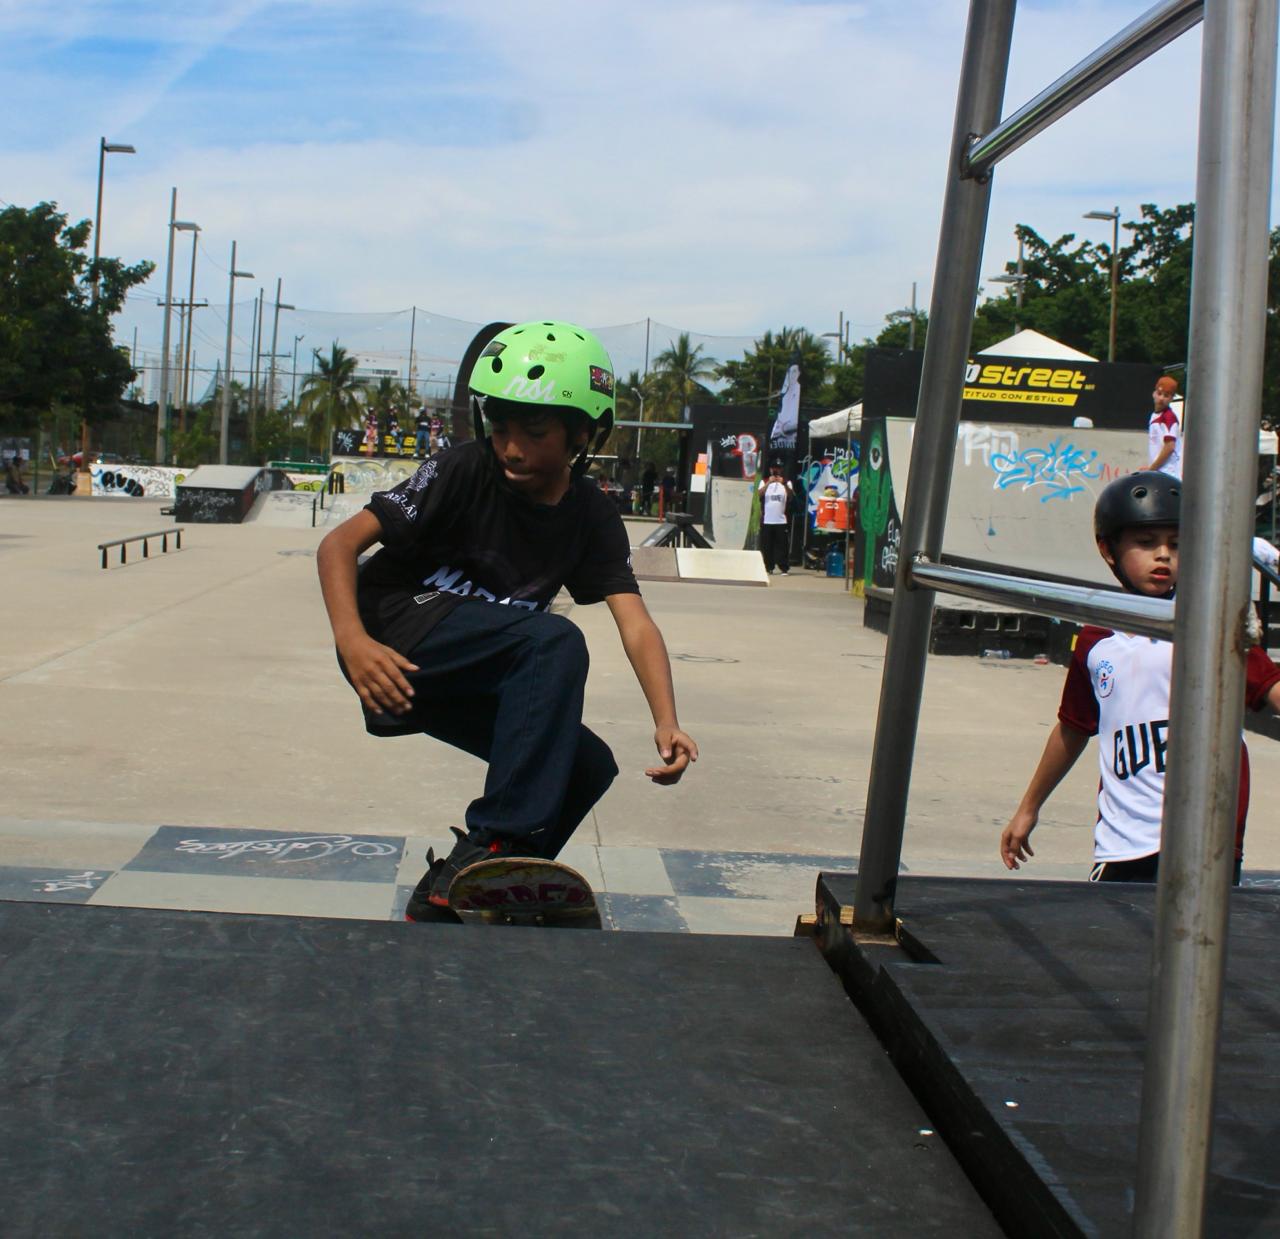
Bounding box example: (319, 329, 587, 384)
(641, 462, 657, 516)
(1148, 376, 1182, 478)
(757, 464, 794, 575)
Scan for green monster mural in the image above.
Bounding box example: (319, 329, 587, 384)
(859, 422, 892, 585)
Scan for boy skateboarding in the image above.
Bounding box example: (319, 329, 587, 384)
(1000, 472, 1280, 884)
(317, 321, 697, 921)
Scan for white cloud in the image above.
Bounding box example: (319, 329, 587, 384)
(0, 0, 1265, 376)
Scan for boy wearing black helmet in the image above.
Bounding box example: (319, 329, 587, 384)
(1000, 471, 1280, 883)
(317, 321, 698, 920)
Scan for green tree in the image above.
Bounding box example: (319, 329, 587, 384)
(0, 202, 153, 432)
(364, 375, 412, 421)
(298, 343, 363, 454)
(650, 332, 718, 418)
(715, 327, 831, 406)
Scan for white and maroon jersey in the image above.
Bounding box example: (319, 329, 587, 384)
(1059, 626, 1280, 861)
(1147, 408, 1182, 478)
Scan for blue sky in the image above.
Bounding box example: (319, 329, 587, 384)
(0, 1, 1254, 387)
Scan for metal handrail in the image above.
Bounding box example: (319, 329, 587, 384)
(964, 0, 1202, 178)
(311, 467, 344, 527)
(97, 527, 185, 569)
(910, 558, 1175, 641)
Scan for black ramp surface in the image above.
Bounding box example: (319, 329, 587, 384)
(819, 874, 1280, 1238)
(0, 901, 1000, 1237)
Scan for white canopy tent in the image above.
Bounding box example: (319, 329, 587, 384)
(808, 403, 861, 439)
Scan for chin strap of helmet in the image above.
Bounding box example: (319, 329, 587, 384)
(570, 411, 614, 479)
(470, 393, 488, 445)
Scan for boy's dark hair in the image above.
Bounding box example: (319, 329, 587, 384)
(479, 395, 593, 445)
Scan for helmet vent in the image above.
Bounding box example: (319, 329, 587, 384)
(490, 358, 503, 373)
(1132, 486, 1148, 499)
(546, 332, 556, 341)
(528, 364, 545, 379)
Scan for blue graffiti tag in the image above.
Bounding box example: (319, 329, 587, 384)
(990, 438, 1103, 502)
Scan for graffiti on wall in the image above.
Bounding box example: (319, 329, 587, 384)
(91, 464, 187, 498)
(989, 437, 1105, 502)
(330, 456, 421, 494)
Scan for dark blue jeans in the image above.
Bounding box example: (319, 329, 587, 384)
(406, 602, 618, 858)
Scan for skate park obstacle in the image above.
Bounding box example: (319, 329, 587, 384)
(97, 527, 185, 570)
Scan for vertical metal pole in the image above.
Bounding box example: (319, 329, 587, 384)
(268, 278, 284, 417)
(156, 188, 177, 463)
(92, 138, 106, 304)
(908, 282, 918, 350)
(180, 228, 199, 428)
(1108, 207, 1119, 362)
(408, 306, 417, 403)
(853, 0, 1017, 931)
(220, 241, 238, 464)
(1133, 2, 1278, 1234)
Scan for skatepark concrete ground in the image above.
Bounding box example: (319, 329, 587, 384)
(4, 493, 1280, 933)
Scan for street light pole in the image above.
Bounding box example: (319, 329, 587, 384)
(1085, 206, 1121, 362)
(92, 138, 136, 305)
(219, 241, 254, 464)
(156, 189, 179, 462)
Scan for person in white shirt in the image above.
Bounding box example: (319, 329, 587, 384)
(1147, 375, 1182, 478)
(757, 465, 794, 575)
(1000, 472, 1280, 884)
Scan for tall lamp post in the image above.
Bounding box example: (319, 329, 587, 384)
(92, 138, 136, 304)
(1084, 206, 1121, 362)
(990, 272, 1027, 331)
(156, 191, 199, 463)
(219, 242, 254, 464)
(88, 138, 135, 463)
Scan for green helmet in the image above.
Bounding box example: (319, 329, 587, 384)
(468, 321, 615, 425)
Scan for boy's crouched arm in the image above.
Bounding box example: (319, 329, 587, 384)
(318, 511, 419, 715)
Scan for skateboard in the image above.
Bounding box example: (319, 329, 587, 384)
(448, 856, 602, 928)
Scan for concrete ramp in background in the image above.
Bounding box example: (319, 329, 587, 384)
(675, 548, 769, 586)
(886, 419, 1152, 594)
(244, 491, 320, 528)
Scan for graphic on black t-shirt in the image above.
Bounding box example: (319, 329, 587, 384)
(357, 439, 638, 655)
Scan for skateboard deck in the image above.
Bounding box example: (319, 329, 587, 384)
(448, 857, 602, 928)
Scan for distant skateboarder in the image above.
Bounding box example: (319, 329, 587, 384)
(317, 321, 698, 922)
(757, 465, 793, 574)
(1000, 472, 1280, 884)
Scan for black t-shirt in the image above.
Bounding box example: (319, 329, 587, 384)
(358, 439, 639, 657)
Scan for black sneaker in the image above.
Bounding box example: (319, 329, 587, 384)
(405, 828, 515, 917)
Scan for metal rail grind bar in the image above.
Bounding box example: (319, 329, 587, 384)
(851, 2, 1277, 1236)
(97, 527, 186, 570)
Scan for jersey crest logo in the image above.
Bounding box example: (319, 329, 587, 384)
(1095, 660, 1115, 698)
(503, 376, 556, 403)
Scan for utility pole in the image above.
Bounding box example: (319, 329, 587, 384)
(156, 188, 178, 463)
(266, 278, 295, 418)
(909, 282, 918, 350)
(219, 241, 254, 464)
(179, 225, 201, 428)
(408, 306, 418, 405)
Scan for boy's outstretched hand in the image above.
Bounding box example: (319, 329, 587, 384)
(1000, 808, 1037, 870)
(646, 726, 699, 784)
(340, 633, 419, 716)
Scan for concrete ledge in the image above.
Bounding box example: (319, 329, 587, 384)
(675, 548, 768, 586)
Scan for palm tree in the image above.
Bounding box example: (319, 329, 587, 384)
(651, 332, 717, 420)
(299, 343, 363, 455)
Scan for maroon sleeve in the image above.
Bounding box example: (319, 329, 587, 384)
(1245, 645, 1280, 711)
(1058, 627, 1109, 736)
